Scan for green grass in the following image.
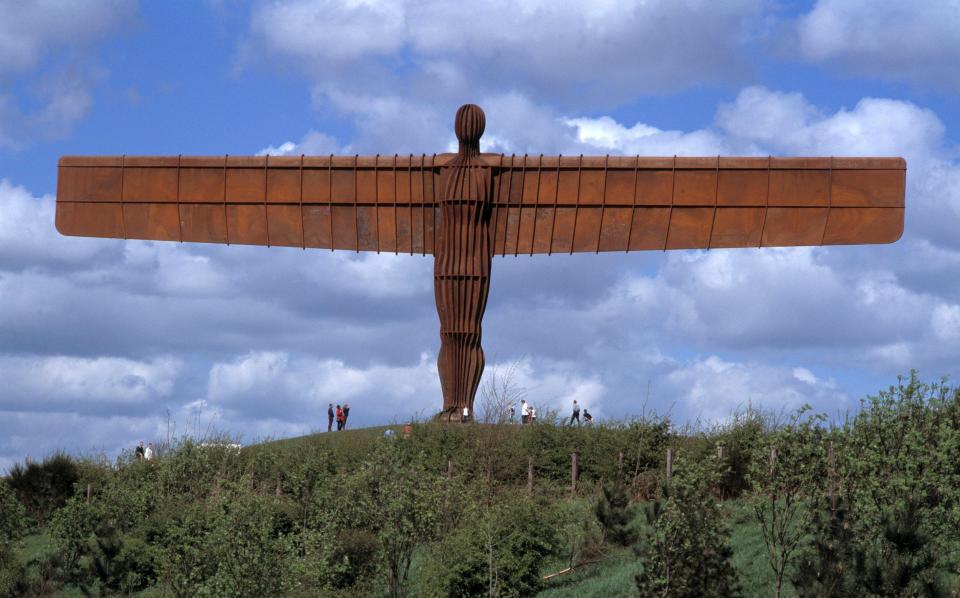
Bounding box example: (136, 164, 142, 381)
(15, 531, 56, 565)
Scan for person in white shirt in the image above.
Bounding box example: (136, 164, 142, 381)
(520, 400, 529, 424)
(461, 406, 469, 423)
(144, 443, 154, 460)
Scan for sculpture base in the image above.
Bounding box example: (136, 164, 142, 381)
(434, 407, 474, 424)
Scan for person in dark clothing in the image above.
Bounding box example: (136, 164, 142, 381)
(336, 405, 344, 431)
(569, 399, 581, 425)
(327, 403, 334, 432)
(583, 409, 593, 425)
(343, 404, 351, 429)
(135, 441, 145, 460)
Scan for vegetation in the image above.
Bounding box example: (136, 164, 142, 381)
(1, 372, 959, 596)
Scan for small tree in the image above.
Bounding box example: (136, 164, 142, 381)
(635, 455, 738, 597)
(423, 496, 560, 597)
(595, 480, 638, 546)
(857, 495, 945, 597)
(791, 496, 861, 598)
(749, 407, 827, 598)
(478, 359, 528, 424)
(327, 440, 465, 598)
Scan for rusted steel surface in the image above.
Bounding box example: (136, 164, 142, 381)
(55, 104, 907, 416)
(57, 154, 905, 254)
(57, 154, 441, 254)
(434, 104, 491, 419)
(487, 155, 905, 253)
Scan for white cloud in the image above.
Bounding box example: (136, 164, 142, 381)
(256, 129, 344, 156)
(206, 350, 441, 422)
(663, 355, 848, 422)
(792, 0, 960, 87)
(249, 0, 763, 103)
(0, 354, 182, 413)
(0, 1, 134, 147)
(0, 0, 135, 74)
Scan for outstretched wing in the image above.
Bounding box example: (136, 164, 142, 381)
(487, 155, 905, 255)
(56, 155, 443, 254)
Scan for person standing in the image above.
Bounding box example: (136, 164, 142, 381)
(135, 441, 145, 460)
(529, 405, 537, 423)
(520, 400, 529, 424)
(336, 405, 344, 431)
(144, 443, 154, 461)
(569, 400, 581, 425)
(327, 403, 335, 432)
(343, 403, 351, 430)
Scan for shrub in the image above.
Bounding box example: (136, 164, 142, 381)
(595, 480, 639, 546)
(422, 495, 561, 597)
(635, 455, 739, 598)
(7, 452, 78, 523)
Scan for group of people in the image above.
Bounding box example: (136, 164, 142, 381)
(327, 403, 351, 431)
(506, 399, 593, 425)
(134, 441, 154, 460)
(568, 399, 593, 425)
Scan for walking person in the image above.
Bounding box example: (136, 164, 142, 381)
(343, 403, 351, 430)
(327, 403, 334, 432)
(569, 399, 581, 425)
(520, 399, 529, 424)
(336, 405, 344, 431)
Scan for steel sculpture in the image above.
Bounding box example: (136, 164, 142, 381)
(55, 104, 906, 420)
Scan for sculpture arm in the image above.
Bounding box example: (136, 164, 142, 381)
(55, 154, 444, 254)
(488, 155, 905, 255)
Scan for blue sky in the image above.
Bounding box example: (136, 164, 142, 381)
(1, 0, 960, 471)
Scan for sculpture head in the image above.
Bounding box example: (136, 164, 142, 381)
(454, 103, 485, 156)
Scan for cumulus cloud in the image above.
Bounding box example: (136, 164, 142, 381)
(791, 0, 960, 87)
(0, 0, 135, 74)
(0, 354, 182, 414)
(661, 355, 848, 423)
(0, 1, 134, 148)
(248, 0, 763, 105)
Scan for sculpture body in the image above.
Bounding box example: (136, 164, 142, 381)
(435, 105, 492, 417)
(53, 104, 907, 418)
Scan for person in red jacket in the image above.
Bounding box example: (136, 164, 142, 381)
(336, 405, 345, 431)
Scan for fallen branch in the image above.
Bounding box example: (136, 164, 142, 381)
(541, 556, 609, 580)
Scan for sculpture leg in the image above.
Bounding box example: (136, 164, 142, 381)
(435, 273, 490, 419)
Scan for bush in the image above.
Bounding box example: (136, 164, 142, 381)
(635, 455, 739, 597)
(422, 495, 561, 597)
(595, 480, 639, 546)
(7, 452, 78, 524)
(158, 482, 294, 597)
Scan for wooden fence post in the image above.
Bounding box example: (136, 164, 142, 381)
(571, 452, 578, 496)
(86, 484, 91, 504)
(447, 459, 453, 478)
(769, 446, 777, 476)
(716, 441, 724, 460)
(527, 457, 534, 496)
(666, 448, 673, 484)
(617, 451, 624, 477)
